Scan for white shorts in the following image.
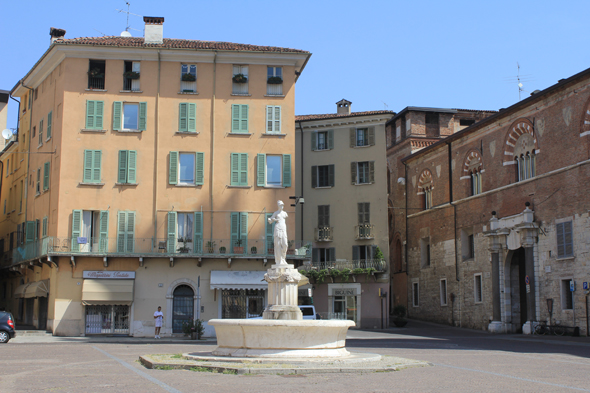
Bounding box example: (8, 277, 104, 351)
(155, 319, 162, 327)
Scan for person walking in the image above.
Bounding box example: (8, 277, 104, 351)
(154, 306, 163, 339)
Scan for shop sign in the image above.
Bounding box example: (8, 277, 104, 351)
(334, 288, 356, 296)
(83, 271, 136, 279)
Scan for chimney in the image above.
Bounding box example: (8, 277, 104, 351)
(49, 27, 66, 45)
(336, 99, 352, 115)
(143, 16, 164, 44)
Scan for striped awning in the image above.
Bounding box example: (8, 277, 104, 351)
(24, 280, 49, 298)
(210, 271, 267, 290)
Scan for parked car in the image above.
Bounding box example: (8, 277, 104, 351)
(0, 311, 16, 343)
(249, 305, 319, 320)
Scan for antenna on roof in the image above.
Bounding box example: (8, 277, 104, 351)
(502, 63, 534, 101)
(93, 29, 106, 37)
(381, 101, 389, 110)
(116, 2, 142, 37)
(516, 62, 523, 100)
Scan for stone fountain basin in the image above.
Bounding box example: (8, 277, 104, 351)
(209, 319, 356, 358)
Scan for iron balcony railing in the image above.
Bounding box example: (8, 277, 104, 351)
(355, 224, 375, 240)
(12, 237, 312, 264)
(314, 227, 333, 242)
(88, 76, 105, 90)
(304, 259, 386, 272)
(123, 77, 141, 91)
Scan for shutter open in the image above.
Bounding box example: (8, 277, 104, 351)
(71, 211, 82, 251)
(328, 247, 335, 262)
(282, 154, 291, 187)
(117, 212, 126, 253)
(231, 212, 239, 249)
(240, 212, 248, 252)
(86, 101, 95, 129)
(351, 162, 357, 184)
(257, 154, 266, 187)
(328, 130, 334, 149)
(352, 245, 359, 262)
(47, 111, 52, 139)
(169, 151, 178, 185)
(83, 150, 93, 183)
(167, 212, 177, 253)
(178, 103, 188, 132)
(350, 128, 356, 147)
(195, 152, 204, 185)
(239, 153, 248, 185)
(311, 166, 317, 188)
(266, 106, 273, 133)
(564, 221, 573, 257)
(127, 151, 137, 184)
(369, 161, 375, 183)
(368, 127, 375, 145)
(112, 102, 122, 131)
(118, 150, 128, 183)
(311, 132, 317, 151)
(43, 162, 50, 191)
(274, 106, 281, 133)
(188, 103, 196, 132)
(99, 211, 109, 252)
(328, 165, 335, 187)
(92, 151, 101, 183)
(125, 212, 135, 253)
(230, 153, 239, 185)
(312, 248, 320, 263)
(42, 217, 48, 237)
(194, 212, 203, 253)
(138, 102, 147, 131)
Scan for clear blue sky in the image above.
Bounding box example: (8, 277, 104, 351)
(2, 0, 589, 129)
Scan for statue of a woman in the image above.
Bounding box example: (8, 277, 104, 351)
(268, 200, 289, 264)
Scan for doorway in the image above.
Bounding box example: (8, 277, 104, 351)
(172, 285, 194, 333)
(509, 247, 527, 333)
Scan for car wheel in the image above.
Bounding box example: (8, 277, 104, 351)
(0, 331, 9, 343)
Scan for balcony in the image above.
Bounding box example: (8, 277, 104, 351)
(11, 237, 312, 265)
(314, 227, 333, 242)
(355, 224, 375, 240)
(306, 259, 385, 271)
(88, 76, 105, 90)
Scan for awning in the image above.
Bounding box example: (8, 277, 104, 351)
(82, 279, 134, 305)
(210, 271, 267, 290)
(24, 280, 49, 298)
(14, 283, 30, 298)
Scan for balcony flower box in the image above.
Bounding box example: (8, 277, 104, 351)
(181, 73, 196, 81)
(232, 74, 248, 83)
(267, 76, 283, 84)
(123, 71, 140, 80)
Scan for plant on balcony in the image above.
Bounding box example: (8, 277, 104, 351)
(233, 239, 244, 254)
(340, 268, 352, 282)
(232, 73, 248, 83)
(392, 304, 407, 327)
(181, 73, 196, 81)
(250, 246, 257, 254)
(219, 246, 226, 254)
(177, 245, 190, 253)
(267, 76, 283, 84)
(206, 240, 216, 254)
(88, 68, 104, 78)
(123, 71, 140, 79)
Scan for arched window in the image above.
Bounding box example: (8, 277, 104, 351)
(172, 285, 194, 333)
(471, 170, 482, 195)
(462, 150, 483, 196)
(504, 119, 538, 182)
(418, 170, 433, 210)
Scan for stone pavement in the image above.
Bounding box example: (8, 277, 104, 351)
(2, 320, 589, 392)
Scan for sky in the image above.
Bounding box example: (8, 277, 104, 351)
(1, 0, 589, 129)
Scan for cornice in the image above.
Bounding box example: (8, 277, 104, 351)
(297, 115, 392, 130)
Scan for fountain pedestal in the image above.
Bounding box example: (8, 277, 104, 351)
(263, 264, 303, 320)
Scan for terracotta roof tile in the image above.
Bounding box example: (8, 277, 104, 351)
(296, 110, 395, 122)
(53, 36, 309, 53)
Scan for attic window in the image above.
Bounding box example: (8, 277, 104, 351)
(425, 112, 438, 125)
(460, 119, 475, 127)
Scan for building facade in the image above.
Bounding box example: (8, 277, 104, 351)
(295, 100, 394, 329)
(398, 68, 590, 335)
(0, 18, 311, 336)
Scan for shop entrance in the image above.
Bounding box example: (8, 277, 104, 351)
(508, 247, 528, 333)
(172, 285, 194, 333)
(333, 295, 357, 324)
(85, 305, 130, 334)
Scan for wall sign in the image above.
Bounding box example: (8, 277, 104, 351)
(334, 288, 356, 296)
(83, 271, 136, 279)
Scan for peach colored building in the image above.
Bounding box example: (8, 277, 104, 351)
(0, 18, 311, 337)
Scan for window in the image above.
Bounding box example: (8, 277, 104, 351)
(118, 150, 137, 184)
(312, 247, 335, 263)
(231, 212, 248, 253)
(47, 111, 52, 139)
(256, 154, 291, 187)
(32, 126, 35, 138)
(231, 104, 249, 133)
(461, 228, 474, 261)
(358, 203, 370, 224)
(425, 112, 439, 125)
(561, 279, 573, 310)
(266, 106, 281, 133)
(85, 100, 104, 130)
(312, 130, 333, 151)
(221, 289, 265, 319)
(267, 66, 283, 95)
(167, 212, 203, 253)
(471, 170, 482, 195)
(350, 127, 375, 147)
(123, 61, 140, 91)
(83, 150, 102, 183)
(412, 282, 419, 307)
(352, 245, 376, 261)
(515, 152, 536, 181)
(230, 153, 248, 186)
(474, 274, 483, 303)
(178, 103, 197, 132)
(116, 211, 135, 253)
(5, 159, 8, 176)
(395, 126, 401, 142)
(232, 65, 249, 94)
(43, 162, 50, 191)
(311, 165, 335, 188)
(71, 210, 109, 252)
(112, 102, 147, 131)
(180, 64, 197, 93)
(36, 168, 41, 195)
(38, 118, 43, 146)
(420, 237, 430, 268)
(351, 161, 374, 184)
(556, 221, 573, 258)
(88, 59, 106, 89)
(169, 151, 204, 186)
(318, 205, 330, 227)
(440, 279, 447, 306)
(460, 119, 475, 127)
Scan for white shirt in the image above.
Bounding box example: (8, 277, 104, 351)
(154, 311, 163, 320)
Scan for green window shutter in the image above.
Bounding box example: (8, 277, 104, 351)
(282, 154, 291, 187)
(112, 101, 122, 131)
(274, 106, 281, 133)
(42, 217, 48, 237)
(239, 212, 248, 251)
(117, 211, 135, 253)
(118, 150, 128, 183)
(230, 153, 239, 185)
(231, 105, 240, 133)
(311, 132, 317, 151)
(92, 150, 102, 182)
(188, 103, 196, 132)
(265, 213, 274, 255)
(95, 101, 104, 129)
(178, 103, 188, 132)
(167, 212, 177, 253)
(99, 211, 109, 252)
(239, 153, 248, 185)
(127, 150, 137, 184)
(26, 221, 36, 243)
(240, 105, 249, 133)
(138, 102, 147, 131)
(311, 165, 317, 188)
(71, 211, 82, 251)
(47, 111, 52, 139)
(257, 154, 266, 187)
(230, 212, 239, 249)
(195, 152, 204, 185)
(194, 212, 202, 253)
(83, 150, 93, 183)
(86, 101, 95, 129)
(328, 130, 334, 149)
(169, 151, 178, 185)
(117, 212, 126, 252)
(43, 162, 50, 191)
(125, 212, 135, 253)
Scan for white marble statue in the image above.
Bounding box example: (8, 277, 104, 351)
(268, 200, 289, 264)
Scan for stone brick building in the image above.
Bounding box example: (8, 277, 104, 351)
(394, 67, 590, 335)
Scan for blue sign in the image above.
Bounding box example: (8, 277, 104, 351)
(583, 282, 588, 290)
(525, 276, 530, 285)
(570, 281, 575, 292)
(77, 237, 88, 244)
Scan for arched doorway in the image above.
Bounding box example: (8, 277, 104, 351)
(172, 285, 194, 333)
(508, 248, 527, 333)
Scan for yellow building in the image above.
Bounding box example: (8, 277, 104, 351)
(0, 18, 311, 336)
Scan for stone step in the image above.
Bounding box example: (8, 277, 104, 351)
(15, 330, 53, 336)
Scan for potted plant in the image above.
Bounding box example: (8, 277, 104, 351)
(232, 73, 248, 83)
(181, 73, 196, 81)
(88, 68, 104, 78)
(250, 246, 257, 254)
(392, 305, 408, 327)
(219, 246, 226, 254)
(374, 246, 386, 271)
(287, 240, 295, 255)
(233, 239, 244, 254)
(123, 71, 140, 79)
(206, 240, 216, 254)
(267, 76, 283, 84)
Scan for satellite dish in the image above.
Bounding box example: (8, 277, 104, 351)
(121, 31, 132, 37)
(2, 129, 13, 140)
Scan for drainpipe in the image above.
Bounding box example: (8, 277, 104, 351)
(403, 161, 409, 310)
(297, 120, 304, 241)
(22, 83, 34, 239)
(446, 140, 460, 327)
(153, 50, 161, 244)
(209, 52, 217, 241)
